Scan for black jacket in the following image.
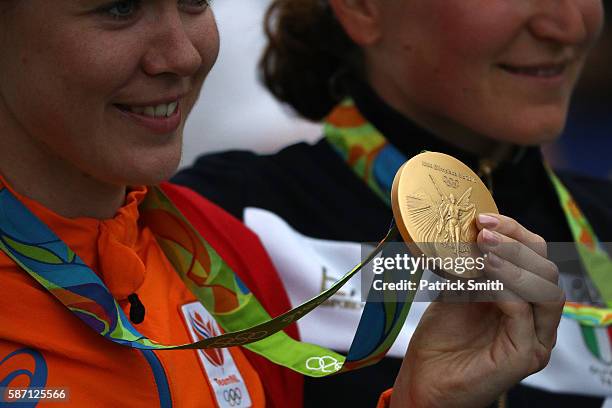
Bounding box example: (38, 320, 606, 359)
(174, 82, 612, 408)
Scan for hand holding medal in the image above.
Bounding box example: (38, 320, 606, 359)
(388, 152, 565, 407)
(0, 145, 566, 407)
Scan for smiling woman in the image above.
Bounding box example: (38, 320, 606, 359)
(0, 1, 572, 408)
(0, 2, 290, 407)
(174, 0, 612, 407)
(0, 0, 218, 218)
(359, 0, 602, 147)
(262, 0, 603, 148)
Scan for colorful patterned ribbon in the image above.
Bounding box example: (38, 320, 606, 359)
(0, 181, 417, 377)
(324, 99, 612, 327)
(547, 170, 612, 323)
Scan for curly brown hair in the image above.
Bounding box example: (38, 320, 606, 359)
(260, 0, 362, 121)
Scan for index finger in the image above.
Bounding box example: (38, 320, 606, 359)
(477, 213, 547, 258)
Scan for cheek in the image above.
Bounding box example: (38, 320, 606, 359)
(5, 28, 148, 178)
(184, 13, 220, 113)
(391, 1, 518, 107)
(54, 32, 140, 107)
(13, 26, 138, 134)
(582, 0, 606, 44)
(32, 40, 135, 162)
(199, 13, 220, 71)
(419, 0, 517, 62)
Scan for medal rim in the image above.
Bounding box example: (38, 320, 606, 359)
(391, 151, 499, 279)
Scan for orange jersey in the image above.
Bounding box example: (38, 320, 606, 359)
(0, 179, 301, 407)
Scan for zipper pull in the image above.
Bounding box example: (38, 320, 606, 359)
(128, 293, 146, 324)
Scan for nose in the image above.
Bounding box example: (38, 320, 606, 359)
(529, 0, 590, 46)
(142, 12, 203, 77)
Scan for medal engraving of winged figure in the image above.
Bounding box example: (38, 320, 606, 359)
(405, 174, 477, 255)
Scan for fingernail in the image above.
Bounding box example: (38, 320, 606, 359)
(482, 228, 500, 246)
(487, 252, 503, 267)
(478, 214, 499, 229)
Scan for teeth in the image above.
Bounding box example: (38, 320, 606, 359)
(126, 101, 179, 118)
(167, 101, 178, 116)
(519, 67, 562, 77)
(155, 104, 167, 117)
(501, 64, 565, 77)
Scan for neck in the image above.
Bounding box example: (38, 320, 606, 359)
(367, 74, 515, 162)
(412, 109, 516, 166)
(0, 111, 126, 220)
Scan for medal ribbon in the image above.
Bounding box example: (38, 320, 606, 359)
(324, 99, 612, 327)
(0, 180, 417, 377)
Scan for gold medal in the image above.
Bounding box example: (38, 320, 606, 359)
(391, 152, 498, 278)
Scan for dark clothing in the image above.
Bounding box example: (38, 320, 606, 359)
(174, 82, 612, 407)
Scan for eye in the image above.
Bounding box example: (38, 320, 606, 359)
(103, 0, 142, 20)
(179, 0, 212, 13)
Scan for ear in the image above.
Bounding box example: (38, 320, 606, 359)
(328, 0, 384, 46)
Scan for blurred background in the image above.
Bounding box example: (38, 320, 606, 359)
(180, 0, 321, 168)
(545, 4, 612, 180)
(181, 0, 611, 181)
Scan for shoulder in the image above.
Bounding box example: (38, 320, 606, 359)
(172, 140, 341, 218)
(175, 141, 330, 185)
(172, 140, 390, 240)
(171, 150, 258, 218)
(556, 171, 612, 240)
(556, 171, 612, 210)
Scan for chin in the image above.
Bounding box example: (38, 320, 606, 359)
(493, 123, 564, 146)
(489, 106, 568, 146)
(101, 151, 183, 187)
(134, 160, 181, 186)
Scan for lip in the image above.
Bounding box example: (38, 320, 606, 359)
(114, 101, 182, 134)
(118, 94, 185, 107)
(497, 60, 571, 85)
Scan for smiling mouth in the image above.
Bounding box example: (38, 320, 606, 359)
(115, 101, 179, 118)
(498, 63, 568, 78)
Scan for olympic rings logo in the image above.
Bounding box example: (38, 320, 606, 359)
(305, 356, 342, 373)
(223, 387, 242, 406)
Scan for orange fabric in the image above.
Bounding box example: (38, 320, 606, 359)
(0, 178, 265, 407)
(376, 389, 393, 408)
(325, 104, 367, 127)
